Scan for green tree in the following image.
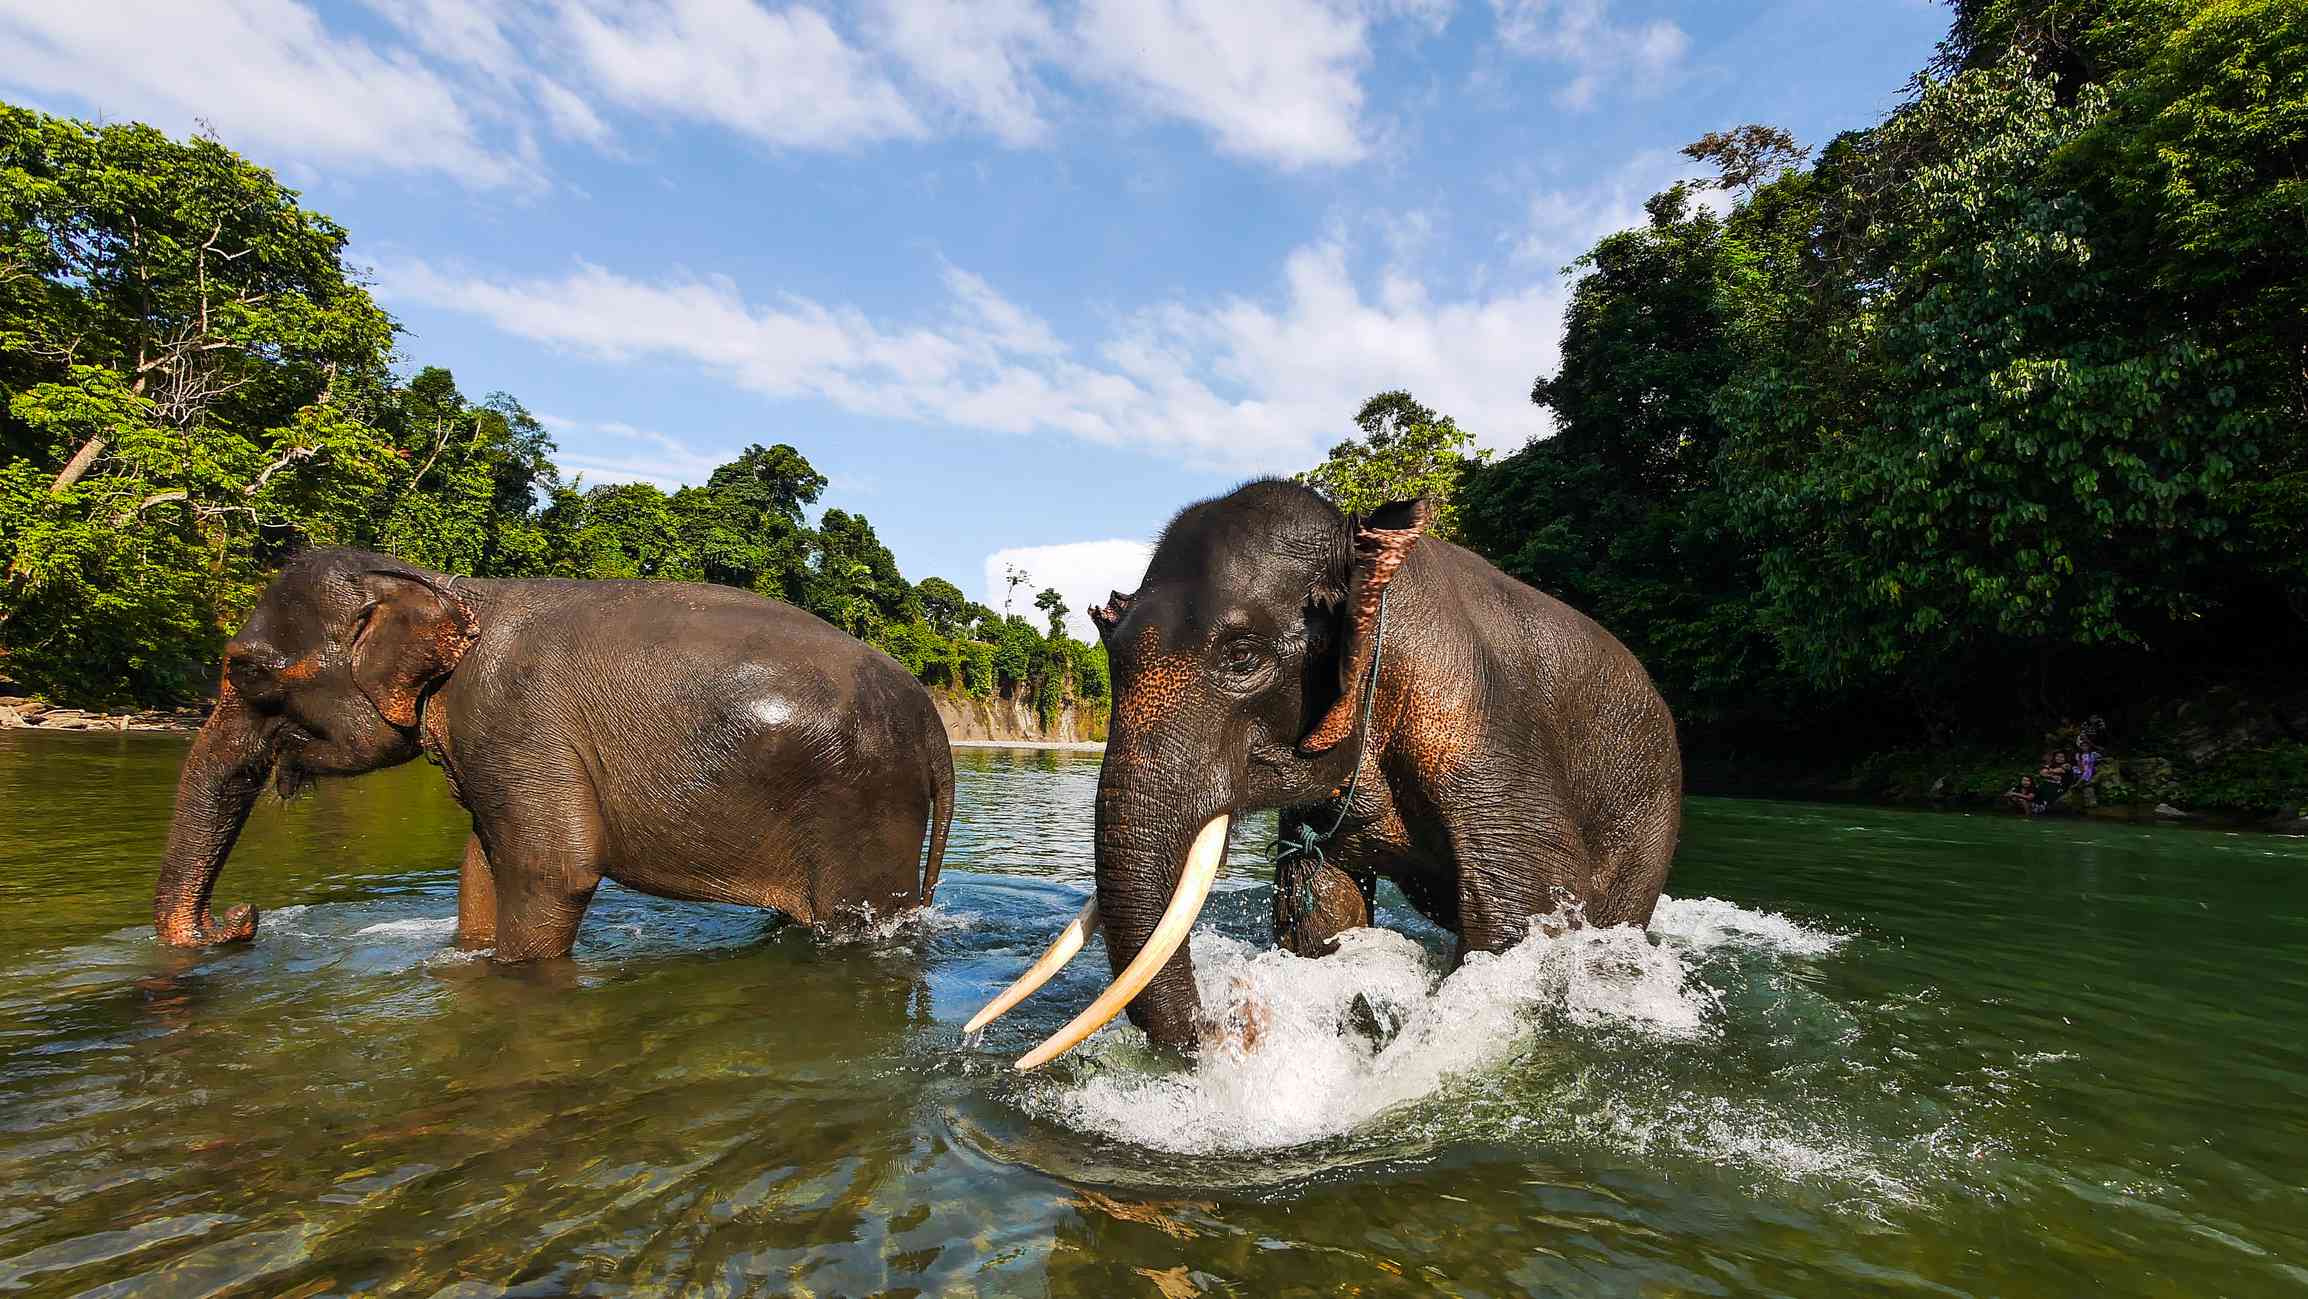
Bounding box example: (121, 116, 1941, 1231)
(1929, 0, 2191, 95)
(372, 368, 560, 578)
(1295, 391, 1490, 538)
(0, 105, 398, 700)
(569, 482, 694, 580)
(1460, 183, 1783, 726)
(915, 576, 972, 637)
(799, 508, 911, 639)
(1034, 586, 1067, 640)
(2075, 0, 2308, 602)
(1721, 59, 2262, 689)
(1681, 124, 1808, 194)
(691, 442, 824, 599)
(1002, 562, 1030, 619)
(1066, 637, 1110, 701)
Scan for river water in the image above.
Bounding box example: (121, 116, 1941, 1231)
(0, 730, 2302, 1297)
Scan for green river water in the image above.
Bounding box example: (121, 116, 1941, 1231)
(0, 729, 2302, 1297)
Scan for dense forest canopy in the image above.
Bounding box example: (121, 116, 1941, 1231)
(0, 104, 1101, 720)
(1301, 0, 2307, 811)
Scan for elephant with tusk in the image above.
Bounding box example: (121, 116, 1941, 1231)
(969, 479, 1681, 1070)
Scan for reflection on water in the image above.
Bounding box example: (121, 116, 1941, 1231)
(1, 731, 2305, 1296)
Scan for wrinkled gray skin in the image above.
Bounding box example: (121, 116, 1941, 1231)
(1091, 480, 1680, 1052)
(155, 549, 952, 960)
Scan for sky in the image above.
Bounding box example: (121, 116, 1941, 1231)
(0, 0, 1947, 637)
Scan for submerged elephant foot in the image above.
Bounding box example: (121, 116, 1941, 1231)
(156, 902, 259, 948)
(1198, 976, 1269, 1058)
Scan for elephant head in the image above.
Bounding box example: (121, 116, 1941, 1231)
(967, 481, 1432, 1067)
(154, 549, 477, 947)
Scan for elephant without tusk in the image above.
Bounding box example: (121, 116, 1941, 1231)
(154, 548, 953, 961)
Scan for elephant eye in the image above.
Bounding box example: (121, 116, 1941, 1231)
(225, 648, 287, 704)
(1216, 637, 1263, 675)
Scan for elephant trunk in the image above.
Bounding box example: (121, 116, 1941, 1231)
(1074, 755, 1238, 1057)
(970, 742, 1236, 1070)
(153, 691, 271, 946)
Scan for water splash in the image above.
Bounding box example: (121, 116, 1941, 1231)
(1018, 894, 1900, 1188)
(1650, 894, 1850, 957)
(352, 916, 460, 939)
(820, 901, 983, 947)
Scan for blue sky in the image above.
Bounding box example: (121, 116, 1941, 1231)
(2, 0, 1946, 634)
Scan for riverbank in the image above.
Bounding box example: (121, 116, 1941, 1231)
(0, 696, 207, 732)
(929, 686, 1106, 747)
(1690, 681, 2308, 835)
(0, 695, 1111, 752)
(1689, 743, 2308, 834)
(13, 690, 2298, 832)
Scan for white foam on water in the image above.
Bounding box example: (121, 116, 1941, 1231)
(1571, 1088, 1906, 1198)
(1650, 894, 1850, 957)
(254, 904, 314, 938)
(822, 902, 981, 946)
(1023, 895, 1846, 1156)
(353, 916, 460, 939)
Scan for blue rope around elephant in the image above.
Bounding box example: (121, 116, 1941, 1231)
(1274, 587, 1390, 924)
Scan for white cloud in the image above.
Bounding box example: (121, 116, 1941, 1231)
(983, 540, 1156, 640)
(392, 144, 1733, 479)
(1, 0, 1453, 181)
(534, 413, 724, 489)
(940, 265, 1067, 358)
(364, 0, 612, 146)
(1073, 0, 1376, 167)
(561, 0, 924, 150)
(868, 0, 1056, 145)
(1179, 240, 1569, 454)
(386, 224, 1567, 470)
(1491, 0, 1688, 108)
(0, 0, 530, 185)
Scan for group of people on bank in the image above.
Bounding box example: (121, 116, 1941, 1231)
(2006, 721, 2105, 817)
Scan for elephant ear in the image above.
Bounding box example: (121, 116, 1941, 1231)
(1087, 589, 1136, 646)
(351, 570, 477, 730)
(1297, 497, 1434, 756)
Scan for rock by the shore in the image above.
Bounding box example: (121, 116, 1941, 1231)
(928, 687, 1104, 747)
(950, 738, 1105, 753)
(2153, 802, 2196, 820)
(0, 696, 207, 732)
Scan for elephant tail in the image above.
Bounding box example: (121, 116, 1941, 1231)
(920, 741, 953, 905)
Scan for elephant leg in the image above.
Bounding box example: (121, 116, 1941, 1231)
(1446, 801, 1593, 960)
(482, 796, 606, 963)
(453, 834, 498, 949)
(1591, 784, 1680, 928)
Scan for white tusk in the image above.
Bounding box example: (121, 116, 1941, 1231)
(1013, 814, 1230, 1072)
(963, 895, 1100, 1035)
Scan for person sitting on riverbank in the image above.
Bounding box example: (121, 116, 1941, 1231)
(2072, 743, 2100, 788)
(2036, 752, 2071, 806)
(2006, 774, 2044, 816)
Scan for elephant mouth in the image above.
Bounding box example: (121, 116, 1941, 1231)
(269, 722, 326, 799)
(966, 813, 1232, 1071)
